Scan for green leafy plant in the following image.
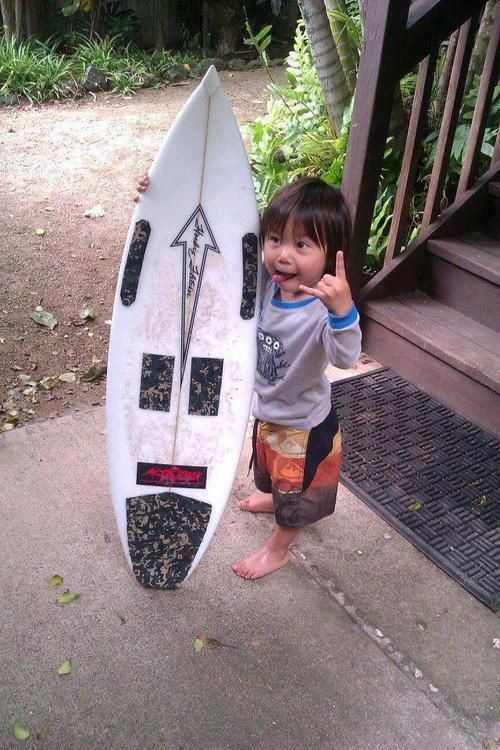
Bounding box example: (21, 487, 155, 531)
(246, 20, 347, 208)
(244, 19, 273, 69)
(327, 7, 362, 54)
(0, 35, 198, 102)
(423, 78, 499, 181)
(0, 38, 76, 103)
(246, 17, 410, 272)
(101, 1, 140, 44)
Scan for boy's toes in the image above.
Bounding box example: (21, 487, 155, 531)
(231, 561, 247, 578)
(238, 499, 250, 511)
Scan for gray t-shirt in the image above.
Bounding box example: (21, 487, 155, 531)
(253, 274, 362, 429)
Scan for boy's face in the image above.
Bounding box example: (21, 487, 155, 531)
(263, 216, 326, 302)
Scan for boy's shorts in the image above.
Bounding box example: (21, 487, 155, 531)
(252, 407, 342, 529)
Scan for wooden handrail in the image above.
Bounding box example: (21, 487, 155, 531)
(456, 3, 500, 197)
(342, 0, 410, 297)
(402, 0, 484, 77)
(342, 0, 493, 294)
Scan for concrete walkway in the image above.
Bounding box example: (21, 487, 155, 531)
(0, 402, 498, 749)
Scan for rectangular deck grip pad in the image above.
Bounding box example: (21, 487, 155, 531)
(127, 492, 211, 588)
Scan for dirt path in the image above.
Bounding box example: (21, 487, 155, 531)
(0, 69, 284, 430)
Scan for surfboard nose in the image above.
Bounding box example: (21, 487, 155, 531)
(201, 65, 220, 97)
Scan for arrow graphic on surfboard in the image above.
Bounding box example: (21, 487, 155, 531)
(171, 204, 220, 380)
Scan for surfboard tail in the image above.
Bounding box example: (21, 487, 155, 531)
(127, 491, 212, 588)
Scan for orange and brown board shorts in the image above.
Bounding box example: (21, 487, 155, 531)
(252, 407, 342, 528)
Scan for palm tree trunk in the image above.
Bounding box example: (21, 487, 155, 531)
(324, 0, 358, 97)
(465, 0, 496, 92)
(299, 0, 351, 136)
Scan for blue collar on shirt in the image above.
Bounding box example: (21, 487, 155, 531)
(271, 285, 317, 309)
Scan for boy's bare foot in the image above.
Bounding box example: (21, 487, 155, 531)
(238, 492, 274, 513)
(231, 543, 290, 580)
(232, 525, 299, 580)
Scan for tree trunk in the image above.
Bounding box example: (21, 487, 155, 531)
(465, 0, 496, 92)
(202, 1, 210, 52)
(435, 30, 458, 120)
(1, 0, 16, 42)
(299, 0, 351, 136)
(211, 2, 242, 57)
(358, 0, 367, 28)
(24, 0, 49, 39)
(14, 0, 23, 39)
(324, 0, 358, 97)
(155, 0, 167, 52)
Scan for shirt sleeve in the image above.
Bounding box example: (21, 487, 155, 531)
(321, 304, 362, 368)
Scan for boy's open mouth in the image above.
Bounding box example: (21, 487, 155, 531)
(272, 272, 297, 283)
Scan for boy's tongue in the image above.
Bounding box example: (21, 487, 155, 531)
(272, 271, 296, 283)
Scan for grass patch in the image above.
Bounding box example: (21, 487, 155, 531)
(0, 36, 200, 103)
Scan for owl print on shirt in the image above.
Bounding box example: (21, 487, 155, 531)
(257, 327, 289, 385)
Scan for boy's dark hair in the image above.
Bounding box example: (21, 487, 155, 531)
(261, 177, 352, 275)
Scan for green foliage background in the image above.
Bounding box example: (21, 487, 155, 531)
(245, 17, 499, 271)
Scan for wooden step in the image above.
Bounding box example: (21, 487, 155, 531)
(489, 180, 500, 198)
(361, 292, 500, 434)
(427, 235, 500, 283)
(422, 234, 500, 330)
(485, 181, 500, 240)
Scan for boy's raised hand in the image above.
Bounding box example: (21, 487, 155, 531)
(134, 173, 150, 202)
(299, 251, 354, 317)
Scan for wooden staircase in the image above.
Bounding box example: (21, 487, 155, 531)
(340, 0, 499, 436)
(361, 180, 500, 435)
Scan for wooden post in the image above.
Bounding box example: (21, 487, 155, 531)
(421, 14, 480, 231)
(493, 129, 500, 166)
(385, 52, 438, 265)
(341, 0, 410, 297)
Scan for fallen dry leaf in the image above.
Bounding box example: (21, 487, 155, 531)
(57, 658, 72, 675)
(13, 721, 29, 740)
(56, 591, 80, 605)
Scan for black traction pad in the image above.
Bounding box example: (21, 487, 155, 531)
(139, 354, 175, 412)
(120, 219, 151, 306)
(127, 491, 211, 589)
(332, 368, 499, 611)
(188, 357, 223, 415)
(240, 233, 258, 319)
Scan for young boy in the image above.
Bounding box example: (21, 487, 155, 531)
(231, 177, 361, 580)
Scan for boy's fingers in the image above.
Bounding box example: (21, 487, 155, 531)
(298, 284, 322, 298)
(335, 251, 346, 278)
(320, 274, 335, 286)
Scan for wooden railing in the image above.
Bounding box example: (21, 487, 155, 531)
(341, 0, 499, 298)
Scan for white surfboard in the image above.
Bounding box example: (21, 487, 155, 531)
(106, 66, 260, 588)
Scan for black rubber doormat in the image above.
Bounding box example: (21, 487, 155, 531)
(331, 368, 499, 611)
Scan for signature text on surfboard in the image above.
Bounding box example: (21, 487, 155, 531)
(187, 217, 204, 297)
(171, 205, 220, 379)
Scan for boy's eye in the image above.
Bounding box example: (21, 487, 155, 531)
(268, 235, 280, 244)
